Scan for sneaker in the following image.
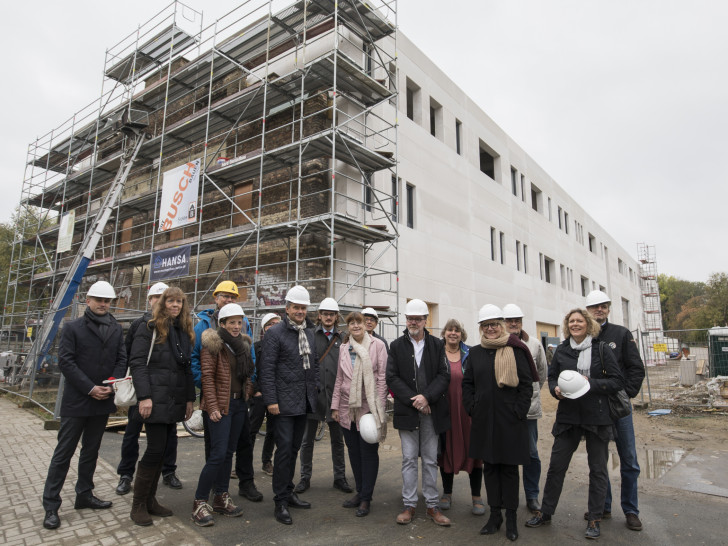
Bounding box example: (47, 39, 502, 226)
(262, 462, 274, 476)
(212, 492, 243, 517)
(585, 520, 601, 539)
(626, 513, 643, 531)
(191, 500, 215, 527)
(163, 473, 182, 489)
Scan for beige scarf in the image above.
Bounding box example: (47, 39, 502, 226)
(481, 332, 518, 388)
(348, 333, 387, 442)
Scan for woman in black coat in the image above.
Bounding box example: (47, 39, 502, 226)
(463, 305, 534, 541)
(525, 308, 624, 540)
(128, 287, 196, 526)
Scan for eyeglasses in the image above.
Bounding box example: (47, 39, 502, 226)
(218, 293, 237, 300)
(406, 317, 426, 324)
(481, 322, 501, 330)
(320, 311, 337, 318)
(364, 316, 377, 322)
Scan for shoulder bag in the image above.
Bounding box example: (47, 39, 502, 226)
(598, 341, 631, 421)
(114, 329, 156, 407)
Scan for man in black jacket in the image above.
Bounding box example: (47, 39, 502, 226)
(42, 281, 127, 530)
(386, 299, 451, 527)
(115, 282, 182, 495)
(586, 290, 646, 532)
(259, 286, 319, 525)
(294, 297, 350, 494)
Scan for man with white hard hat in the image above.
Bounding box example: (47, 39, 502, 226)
(585, 290, 645, 532)
(362, 307, 389, 351)
(503, 303, 548, 514)
(42, 281, 127, 530)
(294, 297, 351, 495)
(259, 285, 320, 525)
(386, 298, 451, 527)
(248, 313, 281, 476)
(115, 283, 182, 495)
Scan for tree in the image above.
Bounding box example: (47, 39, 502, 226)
(658, 274, 705, 330)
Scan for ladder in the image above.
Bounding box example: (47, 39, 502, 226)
(21, 130, 148, 389)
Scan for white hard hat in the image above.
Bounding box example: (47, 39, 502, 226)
(87, 281, 116, 299)
(285, 285, 311, 305)
(586, 290, 611, 307)
(218, 303, 245, 321)
(358, 413, 380, 444)
(147, 282, 169, 299)
(318, 297, 339, 312)
(405, 299, 428, 316)
(503, 303, 524, 319)
(260, 313, 280, 329)
(558, 370, 590, 399)
(362, 307, 379, 318)
(478, 304, 503, 323)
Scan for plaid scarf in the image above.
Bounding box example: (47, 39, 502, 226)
(293, 321, 311, 370)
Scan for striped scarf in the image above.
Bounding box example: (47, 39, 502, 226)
(293, 321, 311, 370)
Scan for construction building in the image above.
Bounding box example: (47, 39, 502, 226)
(2, 0, 644, 396)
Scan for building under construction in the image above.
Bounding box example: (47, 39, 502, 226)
(3, 0, 399, 394)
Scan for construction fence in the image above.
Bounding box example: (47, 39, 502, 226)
(636, 327, 728, 409)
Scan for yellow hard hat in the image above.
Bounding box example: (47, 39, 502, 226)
(213, 280, 239, 297)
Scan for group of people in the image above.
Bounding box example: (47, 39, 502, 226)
(40, 280, 645, 541)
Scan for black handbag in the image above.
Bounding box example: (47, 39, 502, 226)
(598, 342, 631, 421)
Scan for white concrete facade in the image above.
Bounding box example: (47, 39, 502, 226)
(367, 32, 643, 340)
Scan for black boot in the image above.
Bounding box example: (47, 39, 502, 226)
(130, 464, 156, 526)
(505, 509, 518, 541)
(480, 507, 503, 535)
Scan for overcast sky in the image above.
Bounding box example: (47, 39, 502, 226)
(1, 1, 724, 283)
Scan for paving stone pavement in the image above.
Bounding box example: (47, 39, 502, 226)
(0, 397, 210, 546)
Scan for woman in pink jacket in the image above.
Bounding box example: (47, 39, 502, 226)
(331, 312, 388, 518)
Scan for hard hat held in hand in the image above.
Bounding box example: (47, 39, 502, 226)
(558, 370, 590, 399)
(359, 413, 380, 444)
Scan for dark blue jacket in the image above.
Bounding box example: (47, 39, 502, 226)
(57, 313, 126, 418)
(598, 321, 645, 398)
(259, 316, 319, 416)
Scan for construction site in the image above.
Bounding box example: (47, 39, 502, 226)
(1, 0, 399, 410)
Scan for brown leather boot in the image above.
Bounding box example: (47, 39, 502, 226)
(212, 492, 243, 517)
(130, 464, 156, 526)
(147, 467, 173, 517)
(427, 506, 452, 527)
(396, 506, 416, 525)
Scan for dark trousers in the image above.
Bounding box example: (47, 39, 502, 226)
(43, 414, 108, 511)
(195, 398, 246, 500)
(271, 414, 307, 504)
(440, 466, 483, 496)
(234, 399, 254, 483)
(248, 395, 276, 464)
(342, 424, 379, 502)
(483, 462, 520, 511)
(139, 422, 176, 469)
(299, 417, 346, 481)
(117, 405, 178, 477)
(541, 426, 609, 520)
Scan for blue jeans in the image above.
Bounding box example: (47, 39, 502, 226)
(605, 410, 640, 516)
(522, 418, 541, 500)
(195, 398, 246, 500)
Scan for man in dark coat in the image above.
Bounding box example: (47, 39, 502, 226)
(386, 299, 451, 527)
(259, 286, 320, 525)
(586, 290, 646, 532)
(115, 282, 181, 495)
(294, 297, 351, 494)
(42, 281, 127, 530)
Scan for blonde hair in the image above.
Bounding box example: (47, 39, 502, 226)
(562, 308, 601, 339)
(150, 287, 195, 343)
(441, 318, 468, 342)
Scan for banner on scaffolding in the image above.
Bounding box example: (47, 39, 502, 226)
(150, 245, 191, 281)
(158, 159, 200, 232)
(56, 210, 75, 253)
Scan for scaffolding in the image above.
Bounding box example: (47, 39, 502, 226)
(1, 0, 399, 399)
(638, 242, 665, 366)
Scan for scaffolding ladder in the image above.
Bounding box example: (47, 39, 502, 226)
(637, 243, 664, 366)
(20, 129, 148, 389)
